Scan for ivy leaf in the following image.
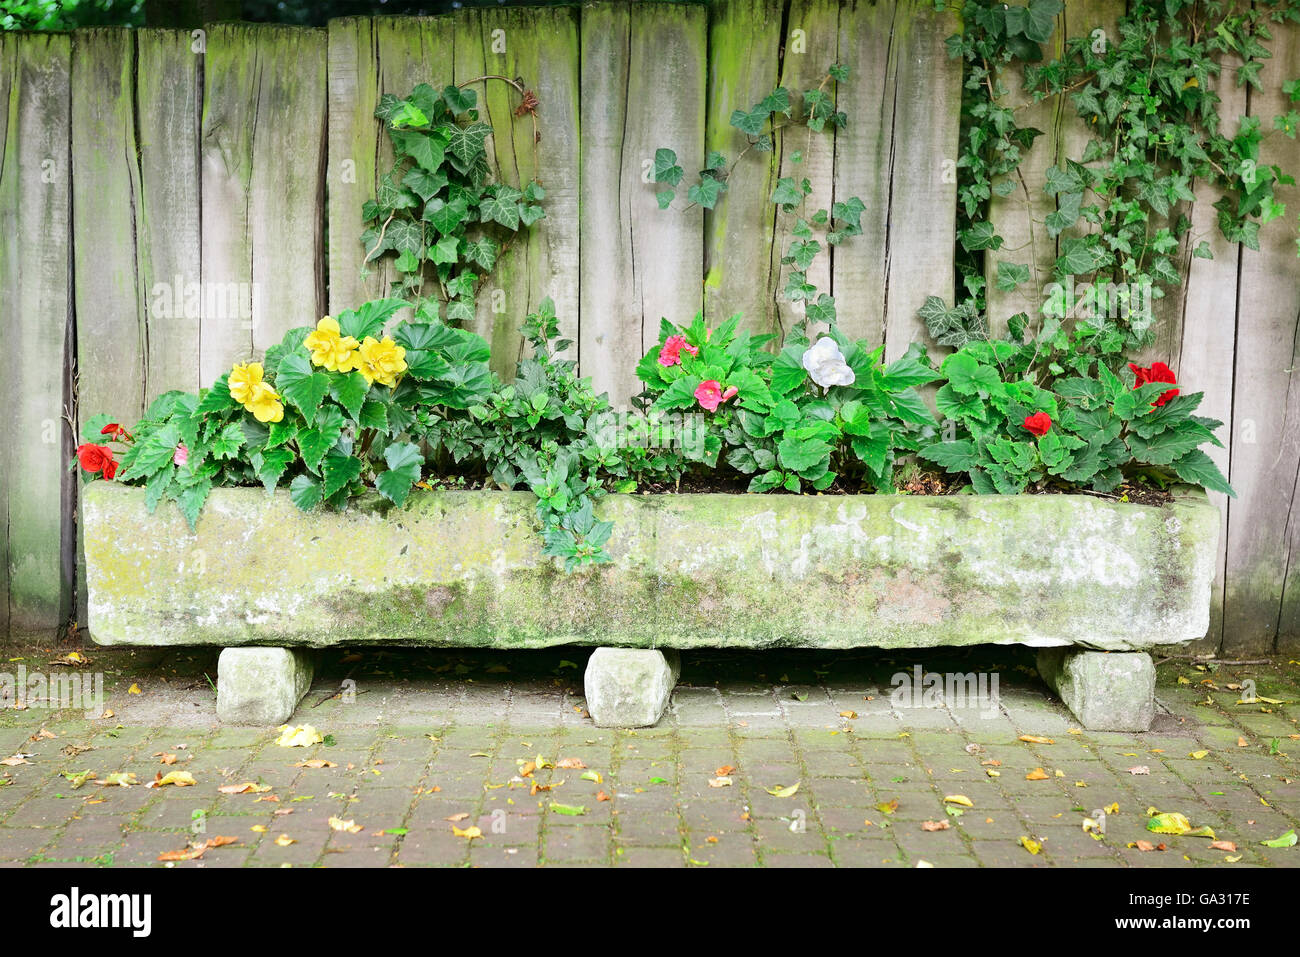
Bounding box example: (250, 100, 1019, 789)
(445, 122, 493, 174)
(688, 177, 726, 209)
(423, 195, 469, 236)
(442, 84, 476, 114)
(653, 147, 683, 186)
(463, 237, 498, 271)
(376, 441, 425, 506)
(996, 261, 1032, 291)
(771, 177, 804, 207)
(959, 221, 1002, 251)
(730, 105, 768, 136)
(479, 191, 521, 230)
(403, 166, 449, 202)
(391, 128, 445, 173)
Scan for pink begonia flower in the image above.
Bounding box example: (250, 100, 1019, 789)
(658, 334, 699, 367)
(695, 380, 738, 412)
(173, 442, 189, 467)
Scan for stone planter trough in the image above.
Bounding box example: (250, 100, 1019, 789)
(82, 483, 1219, 730)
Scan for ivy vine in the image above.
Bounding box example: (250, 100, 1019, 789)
(934, 0, 1300, 351)
(361, 79, 546, 324)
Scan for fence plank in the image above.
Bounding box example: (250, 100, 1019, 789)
(463, 5, 581, 373)
(703, 0, 783, 334)
(326, 16, 381, 317)
(983, 11, 1065, 338)
(1224, 23, 1300, 655)
(830, 0, 897, 348)
(376, 16, 454, 319)
(200, 23, 325, 385)
(0, 33, 73, 634)
(1173, 58, 1245, 655)
(0, 34, 12, 637)
(882, 0, 961, 362)
(70, 27, 146, 629)
(769, 0, 840, 338)
(72, 28, 146, 432)
(137, 29, 203, 400)
(579, 0, 706, 406)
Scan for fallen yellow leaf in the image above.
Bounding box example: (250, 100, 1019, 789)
(275, 724, 323, 748)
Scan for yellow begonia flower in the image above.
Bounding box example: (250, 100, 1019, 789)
(355, 336, 407, 388)
(304, 316, 360, 372)
(228, 361, 285, 423)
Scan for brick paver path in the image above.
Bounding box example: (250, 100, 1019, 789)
(0, 644, 1296, 867)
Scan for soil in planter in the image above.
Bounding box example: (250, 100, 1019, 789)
(412, 468, 1173, 505)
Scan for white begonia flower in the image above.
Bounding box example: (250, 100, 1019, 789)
(801, 336, 855, 389)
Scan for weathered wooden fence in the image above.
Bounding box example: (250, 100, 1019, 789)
(0, 0, 1297, 656)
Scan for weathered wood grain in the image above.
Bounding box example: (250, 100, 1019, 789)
(0, 33, 73, 633)
(983, 8, 1065, 338)
(1224, 22, 1300, 655)
(200, 23, 325, 385)
(72, 28, 146, 431)
(881, 0, 961, 362)
(830, 0, 897, 348)
(579, 0, 706, 406)
(137, 28, 203, 400)
(703, 0, 783, 334)
(1172, 57, 1246, 654)
(769, 0, 840, 338)
(462, 5, 581, 373)
(326, 16, 382, 318)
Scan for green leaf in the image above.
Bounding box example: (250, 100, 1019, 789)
(995, 261, 1031, 291)
(195, 375, 237, 414)
(687, 177, 726, 209)
(331, 372, 369, 422)
(359, 399, 390, 432)
(297, 406, 346, 474)
(423, 195, 469, 235)
(943, 352, 1000, 397)
(653, 147, 683, 185)
(445, 122, 493, 173)
(321, 450, 363, 499)
(337, 298, 407, 342)
(256, 447, 295, 491)
(442, 83, 476, 114)
(276, 354, 332, 426)
(173, 479, 211, 531)
(479, 190, 521, 230)
(1171, 449, 1235, 497)
(289, 473, 323, 510)
(211, 421, 245, 460)
(376, 441, 425, 506)
(919, 440, 978, 472)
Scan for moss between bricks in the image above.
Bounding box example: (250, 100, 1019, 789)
(82, 482, 1219, 651)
